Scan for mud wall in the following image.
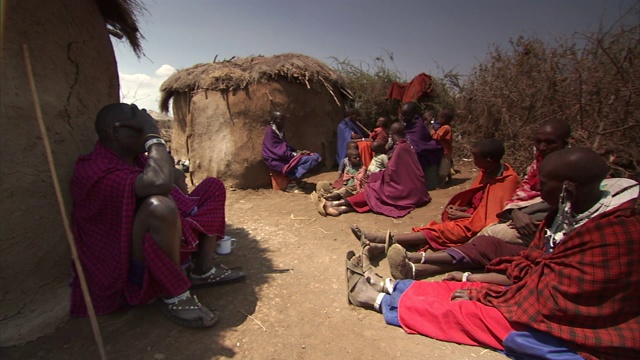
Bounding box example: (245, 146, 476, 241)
(0, 0, 119, 345)
(171, 79, 343, 188)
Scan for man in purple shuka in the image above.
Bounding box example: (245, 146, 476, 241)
(262, 111, 322, 192)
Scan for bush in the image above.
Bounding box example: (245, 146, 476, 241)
(455, 17, 640, 179)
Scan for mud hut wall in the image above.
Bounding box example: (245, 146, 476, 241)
(177, 79, 343, 189)
(169, 92, 192, 159)
(0, 0, 119, 346)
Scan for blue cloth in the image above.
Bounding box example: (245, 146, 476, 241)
(503, 330, 584, 360)
(381, 279, 415, 327)
(285, 153, 322, 179)
(336, 118, 366, 164)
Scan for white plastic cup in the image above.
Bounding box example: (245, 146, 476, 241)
(216, 236, 236, 255)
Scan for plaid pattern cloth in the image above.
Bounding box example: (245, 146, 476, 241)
(70, 142, 226, 316)
(504, 153, 542, 206)
(472, 199, 640, 359)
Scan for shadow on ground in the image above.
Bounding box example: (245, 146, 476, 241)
(0, 225, 272, 360)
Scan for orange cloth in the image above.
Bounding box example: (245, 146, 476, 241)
(432, 124, 453, 156)
(413, 164, 520, 250)
(357, 141, 373, 169)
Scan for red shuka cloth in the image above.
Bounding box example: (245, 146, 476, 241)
(69, 142, 226, 316)
(398, 281, 516, 350)
(386, 72, 434, 103)
(473, 200, 640, 360)
(357, 141, 373, 169)
(413, 164, 520, 250)
(348, 139, 430, 218)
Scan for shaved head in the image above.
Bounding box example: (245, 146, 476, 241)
(95, 103, 138, 138)
(538, 118, 571, 142)
(540, 147, 608, 186)
(400, 102, 420, 123)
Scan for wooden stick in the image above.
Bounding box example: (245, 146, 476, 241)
(22, 44, 108, 360)
(355, 120, 371, 136)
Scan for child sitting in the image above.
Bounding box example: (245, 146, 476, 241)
(323, 148, 365, 200)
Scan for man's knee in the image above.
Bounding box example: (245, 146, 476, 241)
(141, 195, 179, 222)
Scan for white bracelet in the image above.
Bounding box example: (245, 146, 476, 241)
(145, 137, 167, 152)
(462, 272, 472, 282)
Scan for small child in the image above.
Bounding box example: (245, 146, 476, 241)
(324, 148, 365, 200)
(369, 117, 389, 145)
(423, 110, 438, 129)
(428, 108, 454, 187)
(338, 140, 359, 173)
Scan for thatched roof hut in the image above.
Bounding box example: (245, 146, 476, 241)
(1, 0, 142, 346)
(160, 53, 351, 189)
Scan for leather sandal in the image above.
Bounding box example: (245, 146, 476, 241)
(189, 265, 246, 288)
(162, 295, 219, 328)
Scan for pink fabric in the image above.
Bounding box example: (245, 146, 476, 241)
(398, 281, 516, 350)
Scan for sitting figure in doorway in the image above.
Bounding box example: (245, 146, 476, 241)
(320, 121, 430, 218)
(385, 119, 573, 279)
(70, 103, 245, 328)
(345, 147, 640, 360)
(323, 148, 365, 201)
(351, 138, 520, 250)
(262, 111, 322, 193)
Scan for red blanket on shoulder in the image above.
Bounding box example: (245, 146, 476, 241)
(69, 142, 226, 316)
(413, 164, 520, 249)
(475, 200, 640, 360)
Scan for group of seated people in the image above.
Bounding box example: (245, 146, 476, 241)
(70, 103, 639, 359)
(342, 118, 640, 359)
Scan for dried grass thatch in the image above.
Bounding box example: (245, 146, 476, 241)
(159, 53, 350, 112)
(96, 0, 145, 56)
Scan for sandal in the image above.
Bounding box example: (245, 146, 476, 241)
(349, 225, 391, 246)
(317, 197, 327, 217)
(346, 262, 372, 308)
(190, 265, 246, 288)
(387, 244, 415, 280)
(162, 294, 219, 328)
(360, 247, 386, 293)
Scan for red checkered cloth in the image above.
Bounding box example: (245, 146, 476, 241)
(504, 153, 542, 206)
(471, 200, 640, 359)
(69, 142, 226, 316)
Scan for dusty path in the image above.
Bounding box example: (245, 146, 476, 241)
(3, 165, 507, 360)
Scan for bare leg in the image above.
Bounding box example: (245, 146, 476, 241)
(192, 234, 219, 275)
(350, 225, 428, 247)
(324, 192, 342, 201)
(131, 195, 182, 265)
(413, 263, 462, 279)
(407, 251, 455, 264)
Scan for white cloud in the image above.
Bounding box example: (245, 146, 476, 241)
(119, 64, 176, 112)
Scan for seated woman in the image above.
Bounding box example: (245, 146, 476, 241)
(319, 121, 430, 218)
(262, 111, 322, 192)
(351, 138, 520, 251)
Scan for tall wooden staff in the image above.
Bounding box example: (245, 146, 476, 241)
(22, 44, 108, 360)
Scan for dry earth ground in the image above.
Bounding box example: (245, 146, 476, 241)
(3, 164, 508, 360)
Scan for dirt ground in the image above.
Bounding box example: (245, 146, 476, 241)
(2, 164, 507, 360)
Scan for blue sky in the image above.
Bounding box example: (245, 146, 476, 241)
(114, 0, 636, 112)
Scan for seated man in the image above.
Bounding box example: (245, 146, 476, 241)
(262, 111, 322, 192)
(386, 119, 572, 279)
(70, 103, 244, 328)
(346, 147, 640, 360)
(352, 138, 520, 250)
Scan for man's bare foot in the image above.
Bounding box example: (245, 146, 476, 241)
(349, 224, 387, 244)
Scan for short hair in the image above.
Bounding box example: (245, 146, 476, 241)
(472, 138, 505, 161)
(539, 118, 571, 142)
(346, 148, 360, 157)
(439, 108, 455, 122)
(346, 140, 358, 148)
(389, 120, 406, 137)
(541, 147, 608, 186)
(346, 108, 362, 117)
(95, 103, 134, 138)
